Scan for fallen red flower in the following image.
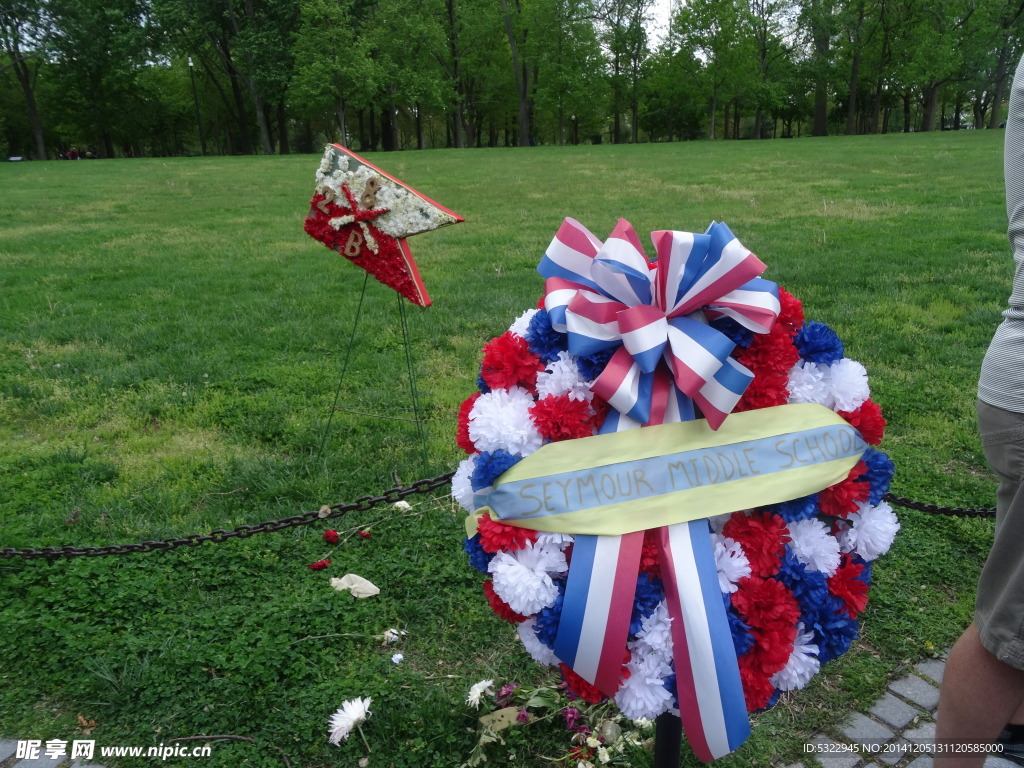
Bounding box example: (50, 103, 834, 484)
(323, 530, 339, 544)
(309, 559, 331, 571)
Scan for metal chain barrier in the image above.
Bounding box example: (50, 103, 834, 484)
(881, 492, 996, 519)
(0, 474, 993, 562)
(0, 472, 454, 562)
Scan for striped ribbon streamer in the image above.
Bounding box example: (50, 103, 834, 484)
(471, 404, 866, 762)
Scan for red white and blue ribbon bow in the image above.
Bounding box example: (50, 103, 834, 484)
(536, 218, 780, 762)
(539, 217, 780, 431)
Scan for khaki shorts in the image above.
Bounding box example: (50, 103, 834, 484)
(975, 399, 1024, 669)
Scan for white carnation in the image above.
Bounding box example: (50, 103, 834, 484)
(536, 351, 593, 402)
(452, 457, 477, 513)
(517, 620, 559, 666)
(327, 697, 372, 745)
(787, 518, 841, 576)
(827, 358, 870, 412)
(836, 500, 900, 561)
(468, 386, 544, 456)
(633, 600, 673, 656)
(614, 648, 675, 721)
(536, 531, 575, 550)
(770, 623, 820, 691)
(509, 309, 538, 337)
(787, 361, 833, 407)
(488, 542, 566, 616)
(711, 534, 751, 593)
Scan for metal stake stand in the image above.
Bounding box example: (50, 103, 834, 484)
(317, 273, 429, 467)
(653, 713, 683, 768)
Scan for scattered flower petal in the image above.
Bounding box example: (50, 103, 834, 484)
(330, 574, 380, 598)
(466, 679, 494, 709)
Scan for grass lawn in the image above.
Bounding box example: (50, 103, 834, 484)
(0, 131, 1010, 767)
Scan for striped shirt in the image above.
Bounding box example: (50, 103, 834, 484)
(979, 53, 1024, 413)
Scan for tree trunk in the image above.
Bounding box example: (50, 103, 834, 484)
(709, 85, 718, 140)
(277, 101, 290, 154)
(903, 91, 912, 132)
(9, 46, 46, 159)
(499, 0, 532, 147)
(921, 83, 941, 132)
(989, 42, 1012, 129)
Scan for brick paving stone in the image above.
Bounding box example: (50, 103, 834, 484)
(914, 659, 946, 685)
(903, 721, 937, 749)
(986, 757, 1024, 768)
(878, 740, 910, 765)
(889, 675, 941, 711)
(0, 740, 18, 761)
(906, 757, 932, 768)
(869, 693, 921, 730)
(809, 735, 863, 768)
(840, 713, 895, 752)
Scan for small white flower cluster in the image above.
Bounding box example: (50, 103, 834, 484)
(314, 145, 459, 239)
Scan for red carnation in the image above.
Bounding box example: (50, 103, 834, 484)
(817, 460, 870, 518)
(828, 553, 870, 618)
(483, 578, 530, 623)
(732, 576, 800, 710)
(559, 663, 607, 703)
(722, 511, 790, 577)
(738, 655, 780, 711)
(323, 529, 339, 544)
(477, 512, 538, 553)
(309, 558, 331, 571)
(639, 529, 662, 578)
(736, 327, 800, 378)
(530, 394, 598, 442)
(731, 576, 801, 634)
(457, 392, 481, 454)
(480, 332, 543, 393)
(734, 371, 790, 412)
(358, 530, 372, 539)
(775, 287, 805, 339)
(838, 400, 886, 446)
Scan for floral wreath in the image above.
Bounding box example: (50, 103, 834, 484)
(452, 219, 897, 729)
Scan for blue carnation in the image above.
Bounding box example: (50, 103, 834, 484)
(756, 688, 783, 712)
(471, 450, 521, 491)
(629, 573, 664, 637)
(778, 549, 830, 613)
(768, 494, 820, 524)
(795, 321, 845, 364)
(464, 535, 493, 573)
(723, 593, 756, 657)
(532, 580, 566, 649)
(525, 309, 568, 364)
(576, 348, 614, 381)
(860, 449, 895, 505)
(805, 594, 859, 663)
(476, 368, 491, 394)
(710, 316, 755, 348)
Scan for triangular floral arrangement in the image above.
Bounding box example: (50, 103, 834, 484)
(304, 144, 464, 307)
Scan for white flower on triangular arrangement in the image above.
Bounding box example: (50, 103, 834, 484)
(328, 697, 372, 745)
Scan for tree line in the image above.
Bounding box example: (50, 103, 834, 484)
(2, 0, 1022, 159)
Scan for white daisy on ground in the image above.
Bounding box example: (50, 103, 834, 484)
(328, 697, 372, 746)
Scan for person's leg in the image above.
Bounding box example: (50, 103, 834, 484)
(934, 623, 1024, 768)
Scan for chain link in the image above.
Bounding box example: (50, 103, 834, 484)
(0, 471, 454, 562)
(0, 473, 992, 562)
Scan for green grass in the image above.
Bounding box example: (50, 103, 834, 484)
(0, 132, 1009, 767)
